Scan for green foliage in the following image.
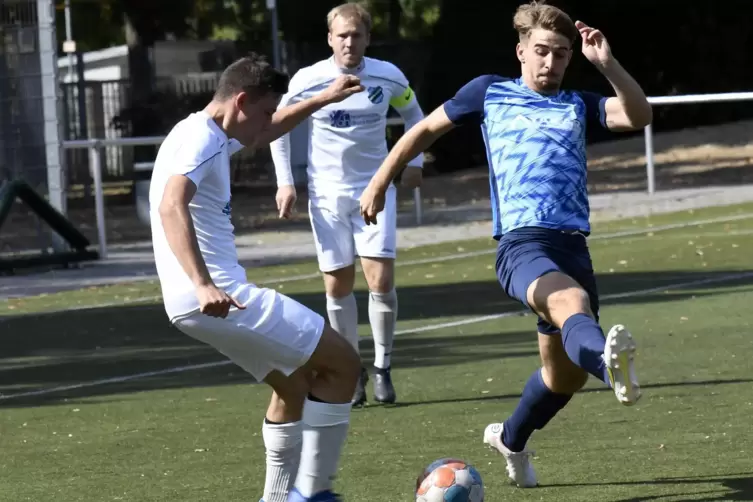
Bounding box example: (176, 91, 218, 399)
(57, 0, 442, 53)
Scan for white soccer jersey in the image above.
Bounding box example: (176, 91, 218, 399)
(150, 111, 246, 320)
(270, 56, 424, 192)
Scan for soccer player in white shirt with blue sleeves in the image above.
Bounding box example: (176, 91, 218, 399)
(270, 3, 425, 408)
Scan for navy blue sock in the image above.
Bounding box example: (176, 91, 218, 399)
(502, 369, 572, 452)
(561, 313, 610, 384)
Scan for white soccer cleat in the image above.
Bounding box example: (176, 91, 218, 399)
(483, 423, 538, 488)
(603, 324, 641, 406)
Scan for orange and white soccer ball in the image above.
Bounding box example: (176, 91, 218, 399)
(415, 458, 484, 502)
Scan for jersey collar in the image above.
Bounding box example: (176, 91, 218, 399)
(514, 77, 565, 100)
(330, 56, 365, 75)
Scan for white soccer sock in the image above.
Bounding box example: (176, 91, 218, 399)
(369, 289, 397, 369)
(326, 293, 359, 354)
(293, 398, 351, 497)
(262, 420, 303, 502)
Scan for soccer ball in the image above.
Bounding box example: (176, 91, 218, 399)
(415, 458, 484, 502)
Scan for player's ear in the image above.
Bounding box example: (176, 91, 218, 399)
(516, 42, 525, 64)
(327, 31, 334, 49)
(233, 91, 248, 115)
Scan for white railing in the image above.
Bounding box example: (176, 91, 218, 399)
(64, 92, 753, 260)
(643, 91, 753, 194)
(62, 118, 414, 259)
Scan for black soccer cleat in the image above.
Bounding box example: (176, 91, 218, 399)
(373, 366, 396, 404)
(351, 366, 369, 407)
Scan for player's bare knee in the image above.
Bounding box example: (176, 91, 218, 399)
(265, 370, 311, 409)
(309, 325, 360, 384)
(529, 274, 590, 327)
(328, 328, 361, 383)
(360, 257, 394, 292)
(323, 265, 356, 298)
(549, 288, 590, 316)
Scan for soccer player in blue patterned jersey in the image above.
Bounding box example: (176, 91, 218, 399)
(359, 1, 653, 488)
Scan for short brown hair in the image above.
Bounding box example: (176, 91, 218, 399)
(513, 1, 578, 44)
(327, 2, 372, 32)
(214, 52, 289, 101)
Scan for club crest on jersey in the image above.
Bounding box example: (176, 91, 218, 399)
(367, 86, 384, 104)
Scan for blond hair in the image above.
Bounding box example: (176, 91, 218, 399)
(327, 2, 372, 32)
(513, 1, 578, 44)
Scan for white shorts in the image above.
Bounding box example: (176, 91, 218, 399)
(171, 283, 325, 382)
(308, 185, 397, 273)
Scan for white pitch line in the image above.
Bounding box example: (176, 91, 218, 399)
(0, 361, 233, 401)
(3, 270, 752, 402)
(6, 211, 753, 317)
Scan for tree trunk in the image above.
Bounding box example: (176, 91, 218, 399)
(124, 12, 155, 162)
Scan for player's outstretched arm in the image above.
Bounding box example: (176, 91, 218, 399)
(576, 20, 652, 131)
(259, 74, 364, 146)
(360, 105, 455, 224)
(158, 175, 244, 318)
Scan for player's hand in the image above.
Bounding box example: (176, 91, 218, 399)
(575, 21, 613, 68)
(359, 183, 386, 225)
(320, 75, 365, 104)
(196, 283, 245, 318)
(401, 167, 423, 189)
(276, 184, 297, 219)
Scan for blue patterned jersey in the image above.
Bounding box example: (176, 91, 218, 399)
(443, 75, 608, 238)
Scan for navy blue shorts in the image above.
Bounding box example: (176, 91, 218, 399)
(495, 227, 599, 335)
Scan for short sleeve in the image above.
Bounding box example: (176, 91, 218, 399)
(443, 75, 507, 126)
(228, 139, 244, 156)
(170, 133, 222, 188)
(577, 91, 609, 130)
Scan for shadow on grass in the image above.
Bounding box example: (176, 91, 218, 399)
(1, 268, 752, 408)
(545, 472, 753, 501)
(385, 377, 753, 409)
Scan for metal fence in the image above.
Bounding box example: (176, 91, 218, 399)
(0, 0, 47, 188)
(63, 90, 753, 260)
(59, 73, 230, 191)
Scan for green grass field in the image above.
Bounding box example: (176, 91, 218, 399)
(2, 203, 753, 501)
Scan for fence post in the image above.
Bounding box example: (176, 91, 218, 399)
(88, 144, 107, 259)
(644, 123, 655, 195)
(413, 187, 422, 225)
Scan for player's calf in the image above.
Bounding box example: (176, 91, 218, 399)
(289, 326, 359, 499)
(539, 332, 590, 395)
(362, 257, 398, 404)
(261, 373, 310, 502)
(528, 272, 611, 384)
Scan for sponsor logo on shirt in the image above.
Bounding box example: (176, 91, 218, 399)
(222, 200, 231, 216)
(328, 110, 382, 128)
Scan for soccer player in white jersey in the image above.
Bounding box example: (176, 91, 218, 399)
(270, 3, 426, 407)
(361, 1, 651, 490)
(150, 53, 366, 502)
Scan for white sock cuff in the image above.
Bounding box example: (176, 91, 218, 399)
(326, 293, 356, 310)
(262, 420, 303, 445)
(369, 289, 397, 308)
(302, 399, 351, 427)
